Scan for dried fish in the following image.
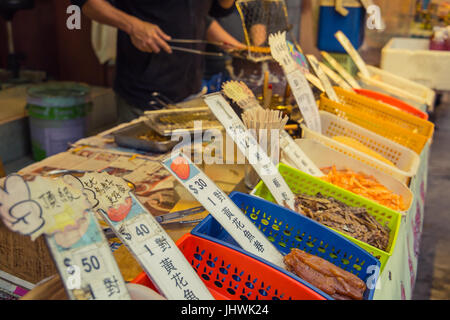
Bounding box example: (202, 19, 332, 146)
(294, 193, 390, 251)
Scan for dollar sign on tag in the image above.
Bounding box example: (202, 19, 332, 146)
(189, 184, 198, 195)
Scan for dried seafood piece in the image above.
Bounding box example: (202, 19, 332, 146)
(294, 193, 390, 251)
(284, 248, 366, 300)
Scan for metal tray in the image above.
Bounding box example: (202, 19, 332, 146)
(144, 107, 223, 136)
(112, 122, 180, 153)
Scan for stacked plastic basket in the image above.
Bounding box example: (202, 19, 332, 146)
(134, 192, 381, 300)
(133, 82, 435, 302)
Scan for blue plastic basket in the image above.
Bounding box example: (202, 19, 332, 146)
(192, 192, 380, 300)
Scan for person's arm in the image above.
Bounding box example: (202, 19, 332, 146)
(78, 0, 172, 53)
(217, 0, 235, 9)
(206, 19, 245, 50)
(209, 0, 236, 18)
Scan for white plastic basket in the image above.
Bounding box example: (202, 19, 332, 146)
(358, 65, 435, 112)
(301, 111, 420, 185)
(281, 138, 413, 213)
(381, 37, 450, 92)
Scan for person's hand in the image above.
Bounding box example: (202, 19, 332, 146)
(129, 18, 172, 54)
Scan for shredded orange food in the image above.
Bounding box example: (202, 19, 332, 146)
(320, 165, 406, 211)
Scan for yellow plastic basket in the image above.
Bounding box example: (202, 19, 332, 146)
(319, 87, 435, 154)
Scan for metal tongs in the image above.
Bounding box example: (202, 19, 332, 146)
(168, 38, 229, 57)
(104, 205, 206, 238)
(155, 205, 206, 226)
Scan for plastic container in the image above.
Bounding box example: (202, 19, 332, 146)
(132, 233, 329, 300)
(192, 192, 381, 300)
(354, 88, 429, 120)
(317, 0, 365, 53)
(26, 82, 92, 161)
(357, 65, 436, 112)
(301, 111, 420, 185)
(381, 37, 450, 91)
(319, 87, 435, 154)
(282, 138, 414, 212)
(252, 163, 402, 273)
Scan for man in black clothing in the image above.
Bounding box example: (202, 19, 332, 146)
(71, 0, 243, 122)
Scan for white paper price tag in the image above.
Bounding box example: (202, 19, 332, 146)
(68, 172, 213, 300)
(162, 152, 284, 268)
(318, 62, 353, 91)
(304, 72, 325, 92)
(285, 70, 322, 133)
(0, 174, 130, 300)
(99, 193, 214, 300)
(46, 225, 130, 300)
(269, 32, 322, 133)
(280, 131, 324, 177)
(334, 31, 371, 78)
(320, 51, 361, 89)
(306, 54, 340, 103)
(203, 92, 296, 210)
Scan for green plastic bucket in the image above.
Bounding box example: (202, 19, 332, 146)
(26, 82, 92, 161)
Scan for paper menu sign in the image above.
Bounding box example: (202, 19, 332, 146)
(65, 172, 214, 300)
(221, 81, 261, 111)
(222, 81, 323, 177)
(203, 92, 296, 211)
(320, 51, 361, 89)
(334, 31, 371, 78)
(0, 174, 130, 300)
(269, 31, 322, 133)
(306, 54, 340, 103)
(162, 152, 285, 268)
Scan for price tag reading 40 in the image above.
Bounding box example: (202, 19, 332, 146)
(162, 153, 285, 268)
(65, 172, 213, 300)
(269, 31, 322, 133)
(203, 92, 296, 211)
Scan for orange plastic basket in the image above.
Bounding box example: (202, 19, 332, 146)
(319, 87, 434, 154)
(132, 234, 328, 300)
(354, 88, 429, 120)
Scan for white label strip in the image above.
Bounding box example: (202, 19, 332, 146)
(305, 72, 325, 92)
(280, 131, 324, 177)
(203, 92, 296, 210)
(334, 31, 371, 78)
(222, 81, 323, 177)
(67, 172, 213, 300)
(318, 61, 353, 91)
(320, 51, 361, 89)
(162, 152, 285, 268)
(285, 69, 322, 133)
(269, 32, 322, 133)
(306, 54, 340, 103)
(98, 193, 214, 300)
